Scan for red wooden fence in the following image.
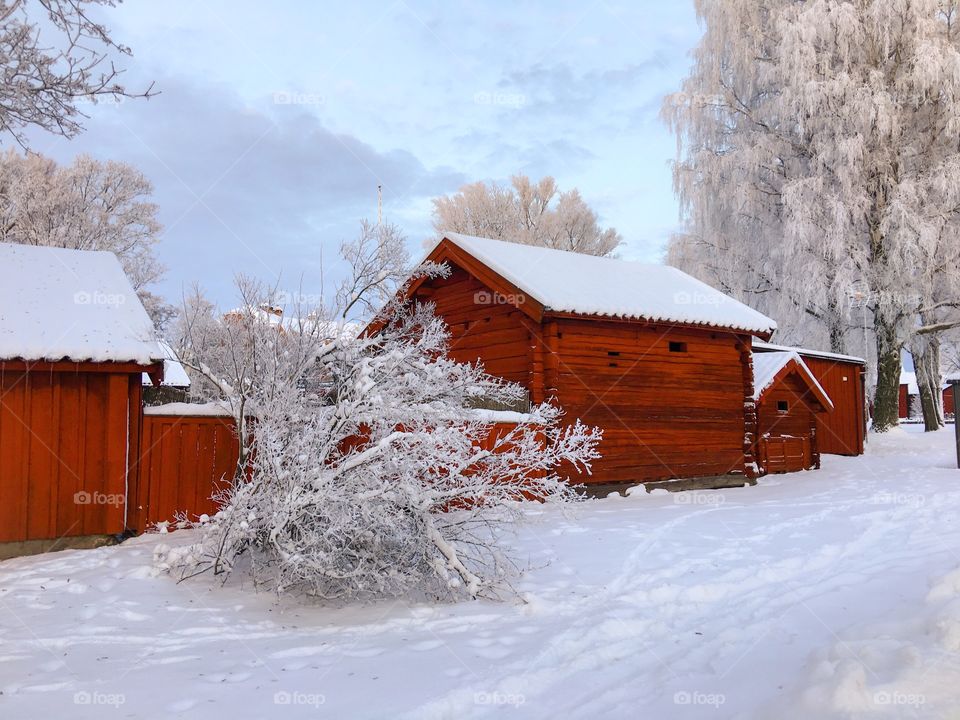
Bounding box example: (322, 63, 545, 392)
(132, 416, 527, 533)
(131, 409, 239, 533)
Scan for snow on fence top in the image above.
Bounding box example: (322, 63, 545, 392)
(143, 401, 234, 417)
(0, 243, 163, 365)
(753, 340, 865, 364)
(436, 232, 778, 335)
(752, 350, 830, 406)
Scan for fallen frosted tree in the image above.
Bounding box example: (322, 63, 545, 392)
(160, 225, 600, 601)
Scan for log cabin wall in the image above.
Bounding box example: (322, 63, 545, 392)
(550, 318, 748, 484)
(757, 374, 820, 439)
(413, 266, 532, 389)
(899, 383, 910, 419)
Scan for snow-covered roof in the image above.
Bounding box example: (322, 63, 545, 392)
(142, 341, 191, 387)
(900, 371, 960, 392)
(752, 350, 833, 410)
(0, 243, 163, 365)
(226, 306, 360, 339)
(753, 340, 865, 364)
(434, 233, 778, 335)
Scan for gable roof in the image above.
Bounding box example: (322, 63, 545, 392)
(0, 243, 163, 365)
(753, 351, 834, 411)
(423, 233, 778, 337)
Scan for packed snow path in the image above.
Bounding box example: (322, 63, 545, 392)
(2, 427, 960, 719)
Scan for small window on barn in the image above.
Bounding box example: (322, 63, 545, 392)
(669, 341, 687, 353)
(777, 400, 789, 413)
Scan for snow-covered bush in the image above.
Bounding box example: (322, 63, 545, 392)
(167, 302, 598, 600)
(161, 224, 601, 601)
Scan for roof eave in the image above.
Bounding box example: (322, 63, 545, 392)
(543, 309, 774, 338)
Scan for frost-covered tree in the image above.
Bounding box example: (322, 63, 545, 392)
(665, 0, 960, 432)
(335, 219, 410, 322)
(0, 149, 164, 283)
(162, 231, 601, 601)
(432, 174, 621, 256)
(171, 219, 413, 465)
(944, 334, 960, 376)
(162, 298, 599, 600)
(0, 0, 154, 147)
(172, 278, 333, 480)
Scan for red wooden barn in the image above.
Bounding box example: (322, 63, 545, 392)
(752, 351, 834, 473)
(753, 342, 866, 455)
(395, 233, 780, 485)
(0, 244, 164, 550)
(896, 371, 957, 421)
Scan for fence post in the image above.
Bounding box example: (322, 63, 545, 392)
(952, 380, 960, 470)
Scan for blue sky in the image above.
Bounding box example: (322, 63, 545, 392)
(26, 1, 701, 309)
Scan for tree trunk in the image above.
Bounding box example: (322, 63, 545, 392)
(911, 337, 944, 432)
(873, 317, 902, 432)
(827, 298, 846, 355)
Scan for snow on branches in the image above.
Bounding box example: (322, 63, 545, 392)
(160, 223, 601, 601)
(664, 0, 960, 430)
(0, 0, 155, 147)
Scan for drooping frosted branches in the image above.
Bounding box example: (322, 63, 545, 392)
(162, 221, 602, 601)
(665, 0, 960, 430)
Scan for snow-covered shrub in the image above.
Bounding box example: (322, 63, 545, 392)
(163, 263, 600, 601)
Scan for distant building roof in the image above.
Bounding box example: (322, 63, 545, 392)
(899, 370, 919, 395)
(142, 341, 191, 387)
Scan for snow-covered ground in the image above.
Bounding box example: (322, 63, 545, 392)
(2, 426, 960, 719)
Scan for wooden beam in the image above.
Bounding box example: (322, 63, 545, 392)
(0, 360, 162, 376)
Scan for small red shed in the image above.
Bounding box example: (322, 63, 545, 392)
(752, 351, 834, 473)
(753, 342, 866, 455)
(390, 233, 779, 485)
(0, 244, 163, 549)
